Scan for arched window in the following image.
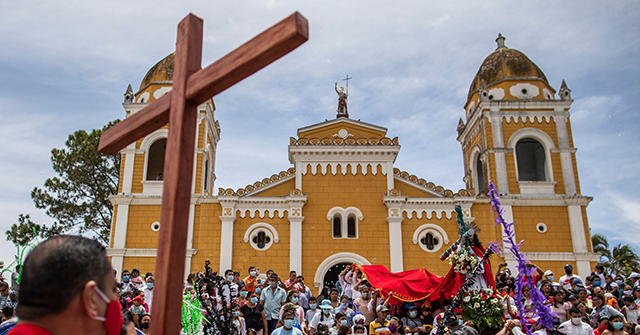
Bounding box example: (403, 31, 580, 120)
(347, 216, 356, 238)
(327, 207, 362, 239)
(516, 138, 546, 181)
(475, 155, 485, 194)
(203, 160, 209, 191)
(333, 216, 342, 238)
(146, 138, 166, 181)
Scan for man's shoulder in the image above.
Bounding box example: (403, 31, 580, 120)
(451, 325, 478, 335)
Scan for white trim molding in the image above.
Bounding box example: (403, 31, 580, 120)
(507, 128, 557, 188)
(243, 222, 280, 244)
(326, 206, 364, 239)
(313, 252, 371, 290)
(107, 248, 198, 257)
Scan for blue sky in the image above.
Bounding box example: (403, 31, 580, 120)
(0, 0, 639, 264)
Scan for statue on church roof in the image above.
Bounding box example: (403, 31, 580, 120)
(335, 82, 348, 118)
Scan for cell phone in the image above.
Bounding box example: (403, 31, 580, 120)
(257, 268, 261, 275)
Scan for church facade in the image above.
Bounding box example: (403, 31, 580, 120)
(107, 35, 598, 292)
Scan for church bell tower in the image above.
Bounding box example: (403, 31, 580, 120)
(456, 34, 597, 278)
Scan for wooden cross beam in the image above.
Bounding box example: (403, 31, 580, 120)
(98, 12, 308, 335)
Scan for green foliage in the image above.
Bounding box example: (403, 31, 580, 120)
(591, 233, 640, 280)
(5, 214, 61, 246)
(7, 121, 120, 246)
(461, 289, 504, 333)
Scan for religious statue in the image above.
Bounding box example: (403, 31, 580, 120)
(335, 82, 348, 118)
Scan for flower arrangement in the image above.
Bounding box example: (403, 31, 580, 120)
(461, 288, 505, 333)
(448, 246, 481, 274)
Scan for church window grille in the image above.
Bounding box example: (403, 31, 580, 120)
(516, 138, 546, 181)
(252, 231, 271, 249)
(146, 138, 166, 181)
(420, 232, 439, 251)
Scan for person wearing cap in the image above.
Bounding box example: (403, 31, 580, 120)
(429, 313, 444, 335)
(559, 264, 583, 291)
(570, 278, 586, 296)
(128, 295, 145, 316)
(310, 300, 335, 335)
(629, 273, 640, 288)
(401, 303, 422, 335)
(130, 268, 143, 290)
(369, 305, 390, 335)
(558, 307, 595, 335)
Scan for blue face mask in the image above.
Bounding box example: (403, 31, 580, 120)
(146, 282, 153, 289)
(228, 275, 235, 282)
(292, 297, 299, 303)
(341, 320, 348, 326)
(613, 322, 624, 330)
(594, 281, 601, 286)
(123, 275, 130, 282)
(240, 291, 247, 297)
(409, 311, 418, 318)
(256, 288, 262, 294)
(458, 319, 464, 325)
(251, 297, 259, 304)
(548, 275, 554, 281)
(386, 315, 391, 321)
(284, 319, 295, 329)
(310, 303, 317, 309)
(250, 271, 257, 277)
(233, 311, 240, 317)
(616, 280, 624, 286)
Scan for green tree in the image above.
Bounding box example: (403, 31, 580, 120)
(591, 233, 640, 279)
(6, 121, 120, 245)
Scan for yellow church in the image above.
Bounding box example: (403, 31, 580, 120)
(107, 34, 598, 291)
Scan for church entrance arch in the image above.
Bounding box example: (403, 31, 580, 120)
(313, 252, 371, 294)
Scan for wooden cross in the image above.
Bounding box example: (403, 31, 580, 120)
(98, 12, 308, 335)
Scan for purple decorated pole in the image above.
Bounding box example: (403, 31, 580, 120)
(488, 181, 556, 334)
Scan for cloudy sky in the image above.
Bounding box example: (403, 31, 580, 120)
(0, 0, 639, 266)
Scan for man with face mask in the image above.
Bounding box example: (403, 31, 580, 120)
(223, 269, 239, 307)
(273, 312, 303, 335)
(261, 273, 288, 335)
(444, 315, 477, 335)
(121, 270, 132, 292)
(143, 276, 154, 313)
(401, 303, 423, 335)
(10, 235, 121, 335)
(559, 264, 583, 291)
(558, 307, 594, 335)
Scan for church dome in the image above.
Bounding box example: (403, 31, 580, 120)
(139, 52, 175, 91)
(467, 35, 550, 101)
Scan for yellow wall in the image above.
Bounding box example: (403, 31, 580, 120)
(124, 205, 161, 249)
(191, 203, 222, 273)
(123, 257, 157, 276)
(300, 164, 390, 281)
(512, 206, 573, 252)
(253, 179, 296, 197)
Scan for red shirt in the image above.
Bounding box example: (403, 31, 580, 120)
(8, 324, 56, 335)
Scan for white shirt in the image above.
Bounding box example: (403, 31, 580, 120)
(558, 274, 582, 290)
(234, 317, 247, 335)
(557, 320, 595, 335)
(143, 287, 154, 313)
(513, 326, 547, 335)
(310, 312, 334, 330)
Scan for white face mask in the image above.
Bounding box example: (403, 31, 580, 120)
(571, 317, 582, 325)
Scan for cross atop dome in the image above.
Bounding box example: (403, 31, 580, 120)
(496, 33, 506, 49)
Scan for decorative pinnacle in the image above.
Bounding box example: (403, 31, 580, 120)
(496, 33, 506, 49)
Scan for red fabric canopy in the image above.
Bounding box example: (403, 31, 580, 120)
(355, 245, 495, 305)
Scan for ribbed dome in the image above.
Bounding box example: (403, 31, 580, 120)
(139, 53, 174, 91)
(468, 47, 549, 100)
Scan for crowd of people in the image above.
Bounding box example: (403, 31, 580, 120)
(2, 235, 640, 335)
